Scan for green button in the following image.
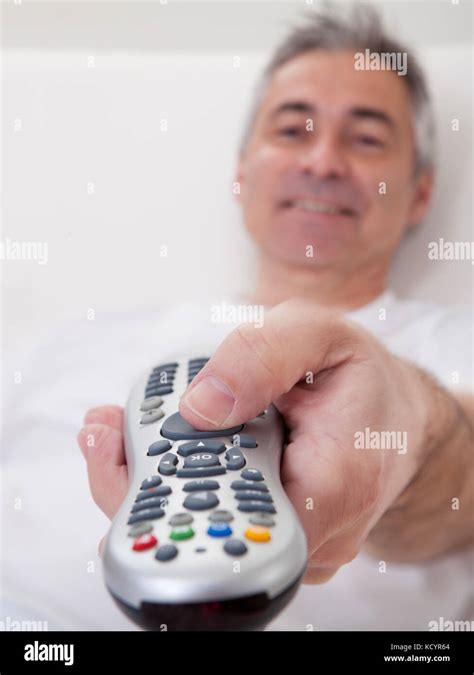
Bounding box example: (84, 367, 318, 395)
(170, 526, 195, 541)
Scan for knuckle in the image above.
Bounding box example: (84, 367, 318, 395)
(360, 461, 383, 512)
(335, 457, 383, 528)
(310, 545, 360, 570)
(234, 323, 285, 386)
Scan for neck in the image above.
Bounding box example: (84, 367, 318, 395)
(247, 253, 389, 310)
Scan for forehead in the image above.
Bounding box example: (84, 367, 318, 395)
(258, 49, 413, 128)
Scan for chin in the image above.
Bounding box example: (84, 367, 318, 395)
(264, 239, 347, 268)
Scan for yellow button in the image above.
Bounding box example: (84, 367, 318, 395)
(245, 526, 271, 543)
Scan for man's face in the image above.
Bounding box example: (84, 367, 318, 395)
(235, 50, 432, 270)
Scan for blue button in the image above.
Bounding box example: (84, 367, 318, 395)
(207, 522, 233, 537)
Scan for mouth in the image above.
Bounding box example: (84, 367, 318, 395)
(281, 198, 356, 218)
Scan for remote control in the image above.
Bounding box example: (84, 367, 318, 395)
(103, 357, 308, 631)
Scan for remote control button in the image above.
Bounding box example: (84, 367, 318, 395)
(188, 364, 204, 374)
(241, 468, 264, 481)
(225, 447, 246, 470)
(128, 522, 153, 537)
(140, 396, 163, 412)
(149, 379, 175, 388)
(140, 409, 165, 425)
(245, 526, 271, 543)
(132, 497, 168, 512)
(147, 374, 171, 383)
(209, 510, 234, 522)
(207, 523, 232, 537)
(140, 475, 163, 490)
(237, 502, 276, 514)
(170, 526, 195, 541)
(153, 362, 178, 370)
(224, 539, 248, 556)
(136, 485, 171, 501)
(234, 491, 273, 502)
(195, 547, 207, 553)
(184, 453, 220, 468)
(250, 514, 276, 527)
(146, 379, 174, 388)
(132, 534, 158, 551)
(160, 412, 244, 441)
(150, 364, 176, 375)
(183, 479, 220, 492)
(147, 440, 172, 456)
(149, 369, 175, 380)
(183, 491, 219, 511)
(169, 512, 194, 526)
(176, 466, 226, 478)
(188, 357, 209, 366)
(151, 363, 177, 373)
(177, 440, 226, 457)
(232, 433, 258, 448)
(145, 385, 173, 397)
(151, 366, 176, 376)
(158, 453, 178, 476)
(128, 508, 165, 524)
(155, 544, 178, 561)
(231, 480, 268, 492)
(146, 375, 174, 389)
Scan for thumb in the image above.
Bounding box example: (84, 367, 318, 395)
(179, 300, 358, 430)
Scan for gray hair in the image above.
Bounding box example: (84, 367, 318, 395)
(239, 3, 436, 175)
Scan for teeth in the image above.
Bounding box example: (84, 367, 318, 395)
(292, 199, 342, 215)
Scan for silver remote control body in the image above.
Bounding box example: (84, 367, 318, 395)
(103, 357, 308, 630)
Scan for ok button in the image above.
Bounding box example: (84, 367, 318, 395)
(184, 453, 220, 468)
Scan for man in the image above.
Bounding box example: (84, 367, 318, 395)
(51, 5, 455, 629)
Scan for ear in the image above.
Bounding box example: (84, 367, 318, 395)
(406, 169, 434, 230)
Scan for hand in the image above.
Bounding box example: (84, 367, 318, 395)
(77, 405, 128, 555)
(178, 299, 430, 581)
(78, 299, 430, 580)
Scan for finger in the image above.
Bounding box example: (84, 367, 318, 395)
(77, 423, 128, 519)
(83, 405, 124, 431)
(303, 565, 340, 585)
(179, 299, 360, 429)
(302, 536, 360, 585)
(98, 535, 107, 559)
(280, 433, 346, 549)
(280, 433, 374, 574)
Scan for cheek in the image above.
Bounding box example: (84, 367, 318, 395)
(242, 146, 288, 205)
(358, 164, 413, 238)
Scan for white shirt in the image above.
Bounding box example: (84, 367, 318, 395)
(1, 290, 472, 630)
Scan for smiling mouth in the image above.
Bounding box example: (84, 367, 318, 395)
(281, 198, 356, 217)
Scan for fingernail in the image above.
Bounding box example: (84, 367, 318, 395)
(183, 375, 235, 427)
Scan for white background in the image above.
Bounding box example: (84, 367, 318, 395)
(2, 0, 473, 357)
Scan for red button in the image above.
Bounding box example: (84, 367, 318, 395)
(132, 534, 157, 551)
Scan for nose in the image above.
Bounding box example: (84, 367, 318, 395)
(299, 131, 350, 180)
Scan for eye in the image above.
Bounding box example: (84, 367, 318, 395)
(354, 135, 384, 147)
(277, 126, 304, 138)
